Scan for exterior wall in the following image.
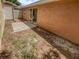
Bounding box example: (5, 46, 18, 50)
(0, 0, 5, 50)
(3, 4, 13, 20)
(18, 10, 22, 19)
(22, 1, 79, 44)
(22, 9, 30, 21)
(14, 9, 20, 19)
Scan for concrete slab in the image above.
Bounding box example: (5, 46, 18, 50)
(12, 22, 30, 32)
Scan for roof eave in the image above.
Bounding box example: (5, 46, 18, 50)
(17, 0, 59, 9)
(3, 1, 17, 7)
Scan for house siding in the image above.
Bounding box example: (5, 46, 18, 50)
(3, 4, 14, 20)
(0, 0, 5, 50)
(22, 1, 79, 45)
(14, 9, 20, 19)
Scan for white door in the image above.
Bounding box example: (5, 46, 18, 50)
(3, 6, 13, 20)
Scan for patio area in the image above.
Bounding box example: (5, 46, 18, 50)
(1, 0, 79, 59)
(2, 20, 67, 59)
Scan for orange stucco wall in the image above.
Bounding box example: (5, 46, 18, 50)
(22, 1, 79, 44)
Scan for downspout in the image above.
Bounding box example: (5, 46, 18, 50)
(12, 7, 15, 21)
